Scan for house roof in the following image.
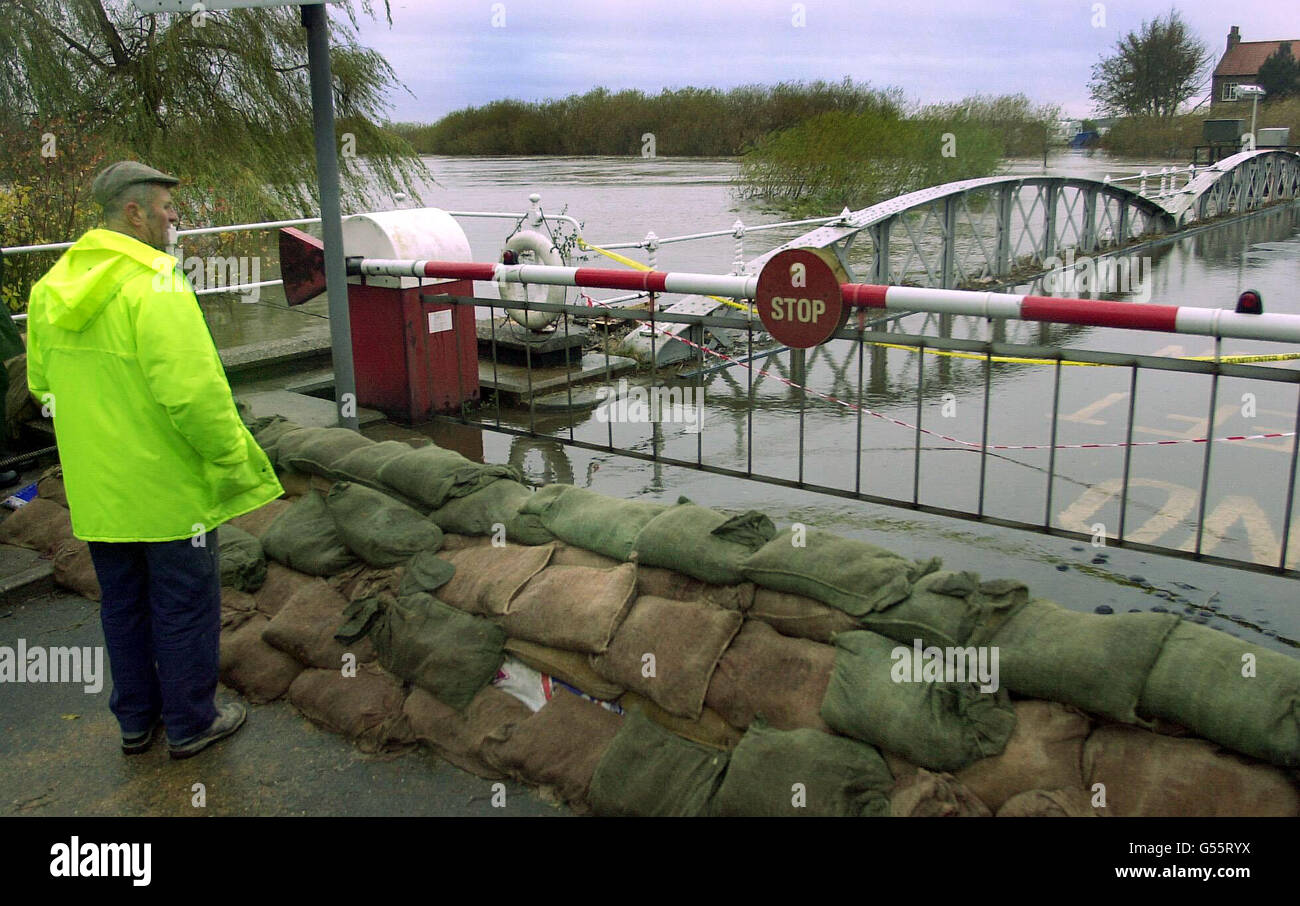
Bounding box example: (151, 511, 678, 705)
(1215, 40, 1297, 77)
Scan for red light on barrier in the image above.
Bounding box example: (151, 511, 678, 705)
(1236, 290, 1263, 314)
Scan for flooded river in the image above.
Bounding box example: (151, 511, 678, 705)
(202, 152, 1300, 654)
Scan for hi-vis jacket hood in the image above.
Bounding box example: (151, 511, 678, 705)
(32, 229, 163, 332)
(27, 229, 283, 542)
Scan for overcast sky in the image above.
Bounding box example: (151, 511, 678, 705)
(351, 0, 1300, 122)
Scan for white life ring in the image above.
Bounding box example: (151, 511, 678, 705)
(500, 229, 564, 329)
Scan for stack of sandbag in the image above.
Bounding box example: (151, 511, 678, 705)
(0, 495, 99, 599)
(214, 424, 1300, 816)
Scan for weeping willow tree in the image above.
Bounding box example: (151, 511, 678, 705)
(0, 0, 427, 308)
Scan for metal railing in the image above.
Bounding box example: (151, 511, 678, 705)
(417, 287, 1300, 579)
(0, 204, 821, 319)
(1104, 166, 1199, 199)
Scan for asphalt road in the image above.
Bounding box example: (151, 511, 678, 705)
(0, 589, 565, 818)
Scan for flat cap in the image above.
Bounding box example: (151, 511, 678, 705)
(92, 161, 179, 207)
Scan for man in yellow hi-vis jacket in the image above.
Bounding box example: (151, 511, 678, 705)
(26, 161, 283, 759)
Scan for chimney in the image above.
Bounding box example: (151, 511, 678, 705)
(1228, 25, 1240, 51)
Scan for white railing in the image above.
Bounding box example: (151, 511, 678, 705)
(1104, 165, 1199, 198)
(0, 198, 849, 319)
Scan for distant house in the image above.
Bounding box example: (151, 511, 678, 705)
(1213, 26, 1298, 101)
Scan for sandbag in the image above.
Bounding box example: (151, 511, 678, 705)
(741, 528, 940, 617)
(0, 497, 73, 554)
(860, 570, 1028, 649)
(517, 483, 667, 561)
(397, 550, 455, 598)
(820, 630, 1016, 772)
(228, 498, 293, 539)
(51, 539, 100, 601)
(287, 663, 412, 754)
(260, 489, 358, 576)
(370, 592, 506, 710)
(332, 439, 417, 489)
(249, 415, 303, 460)
(263, 579, 374, 669)
(499, 563, 637, 654)
(987, 599, 1180, 725)
(952, 700, 1091, 812)
(216, 523, 266, 593)
(632, 501, 775, 585)
(219, 612, 304, 703)
(704, 619, 835, 733)
(591, 595, 743, 719)
(505, 639, 625, 701)
(437, 544, 554, 616)
(1083, 725, 1300, 817)
(429, 479, 532, 536)
(331, 563, 405, 604)
(402, 685, 534, 780)
(481, 688, 624, 808)
(996, 788, 1100, 817)
(438, 533, 493, 552)
(713, 720, 893, 817)
(636, 565, 755, 611)
(1138, 621, 1300, 768)
(254, 562, 319, 617)
(551, 542, 621, 570)
(589, 708, 729, 817)
(503, 511, 557, 546)
(890, 769, 993, 817)
(376, 442, 503, 510)
(325, 481, 443, 567)
(276, 468, 331, 498)
(220, 586, 258, 615)
(280, 426, 375, 478)
(620, 691, 743, 750)
(747, 587, 857, 644)
(36, 465, 67, 507)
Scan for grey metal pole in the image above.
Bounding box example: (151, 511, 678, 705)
(303, 1, 360, 431)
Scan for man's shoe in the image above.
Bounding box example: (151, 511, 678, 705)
(167, 703, 247, 760)
(121, 719, 162, 755)
(0, 470, 19, 489)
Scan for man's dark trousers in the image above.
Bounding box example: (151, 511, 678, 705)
(88, 533, 221, 743)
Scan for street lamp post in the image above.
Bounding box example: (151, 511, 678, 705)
(1236, 85, 1267, 148)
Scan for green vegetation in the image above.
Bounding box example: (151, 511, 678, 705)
(916, 94, 1059, 159)
(1257, 44, 1299, 100)
(1089, 11, 1211, 118)
(0, 0, 427, 310)
(738, 94, 1057, 217)
(394, 86, 1055, 217)
(389, 80, 903, 157)
(1101, 98, 1300, 157)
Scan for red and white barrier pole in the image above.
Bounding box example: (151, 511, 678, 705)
(349, 258, 1300, 344)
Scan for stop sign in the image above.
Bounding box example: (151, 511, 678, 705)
(756, 248, 847, 348)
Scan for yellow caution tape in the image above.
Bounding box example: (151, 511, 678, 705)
(869, 343, 1300, 367)
(577, 238, 753, 313)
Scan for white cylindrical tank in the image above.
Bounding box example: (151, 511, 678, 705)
(342, 208, 472, 290)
